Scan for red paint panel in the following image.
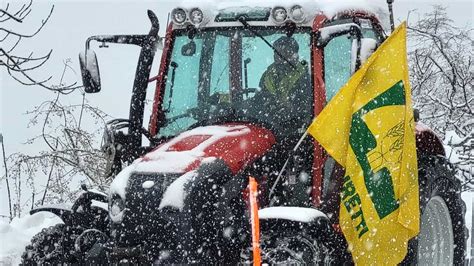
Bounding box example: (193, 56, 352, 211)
(167, 135, 212, 152)
(183, 159, 203, 173)
(143, 123, 276, 175)
(311, 14, 330, 207)
(202, 124, 275, 174)
(149, 24, 174, 136)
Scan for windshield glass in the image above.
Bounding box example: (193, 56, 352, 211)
(159, 27, 313, 137)
(323, 19, 382, 103)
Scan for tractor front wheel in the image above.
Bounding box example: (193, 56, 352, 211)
(257, 229, 334, 265)
(21, 223, 76, 265)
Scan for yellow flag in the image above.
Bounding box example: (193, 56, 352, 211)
(308, 22, 418, 264)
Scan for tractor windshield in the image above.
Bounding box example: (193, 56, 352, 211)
(158, 27, 313, 137)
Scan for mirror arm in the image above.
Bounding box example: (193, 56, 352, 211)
(85, 35, 149, 51)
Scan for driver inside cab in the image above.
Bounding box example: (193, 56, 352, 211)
(256, 36, 312, 134)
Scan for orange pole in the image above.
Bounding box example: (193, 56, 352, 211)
(248, 176, 261, 266)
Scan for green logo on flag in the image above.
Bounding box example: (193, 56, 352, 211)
(349, 81, 406, 219)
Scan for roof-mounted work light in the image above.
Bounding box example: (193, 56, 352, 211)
(189, 8, 204, 25)
(289, 5, 305, 23)
(271, 6, 287, 24)
(171, 8, 187, 25)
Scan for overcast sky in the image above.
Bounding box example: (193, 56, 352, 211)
(0, 0, 472, 216)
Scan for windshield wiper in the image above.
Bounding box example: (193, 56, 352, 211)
(165, 61, 179, 112)
(238, 17, 297, 70)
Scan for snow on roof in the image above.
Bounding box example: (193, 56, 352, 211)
(179, 0, 389, 27)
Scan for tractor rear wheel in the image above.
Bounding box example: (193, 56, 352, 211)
(404, 155, 467, 265)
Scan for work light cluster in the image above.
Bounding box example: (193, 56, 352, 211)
(171, 5, 307, 26)
(171, 7, 204, 26)
(271, 5, 306, 24)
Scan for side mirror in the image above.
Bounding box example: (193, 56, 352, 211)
(79, 50, 101, 93)
(181, 41, 196, 56)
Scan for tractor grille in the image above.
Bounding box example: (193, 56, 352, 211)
(113, 172, 182, 246)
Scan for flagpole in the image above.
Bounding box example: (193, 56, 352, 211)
(268, 126, 310, 200)
(293, 129, 309, 152)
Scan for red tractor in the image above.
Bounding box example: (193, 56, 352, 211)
(22, 3, 466, 265)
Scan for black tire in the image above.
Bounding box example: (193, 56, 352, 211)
(258, 229, 333, 265)
(403, 155, 468, 265)
(21, 223, 75, 265)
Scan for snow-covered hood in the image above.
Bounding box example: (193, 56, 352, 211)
(110, 123, 275, 199)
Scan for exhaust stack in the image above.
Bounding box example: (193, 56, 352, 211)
(387, 0, 395, 32)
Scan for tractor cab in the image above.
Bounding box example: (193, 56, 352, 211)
(150, 5, 385, 142)
(156, 17, 314, 139)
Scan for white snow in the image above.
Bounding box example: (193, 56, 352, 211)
(91, 200, 108, 210)
(319, 23, 358, 40)
(142, 180, 155, 189)
(31, 203, 72, 211)
(0, 213, 62, 265)
(135, 152, 202, 173)
(360, 38, 377, 64)
(109, 163, 136, 199)
(443, 130, 474, 177)
(258, 206, 328, 223)
(159, 171, 197, 210)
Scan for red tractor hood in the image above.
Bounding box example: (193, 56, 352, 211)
(136, 123, 276, 175)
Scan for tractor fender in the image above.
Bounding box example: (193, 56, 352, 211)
(258, 207, 333, 237)
(259, 206, 328, 224)
(415, 122, 446, 157)
(30, 205, 73, 225)
(257, 207, 345, 261)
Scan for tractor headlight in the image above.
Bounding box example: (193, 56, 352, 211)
(289, 5, 305, 23)
(109, 194, 125, 222)
(271, 6, 287, 24)
(171, 8, 187, 25)
(189, 8, 204, 25)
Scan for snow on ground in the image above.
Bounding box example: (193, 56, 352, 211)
(0, 213, 62, 265)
